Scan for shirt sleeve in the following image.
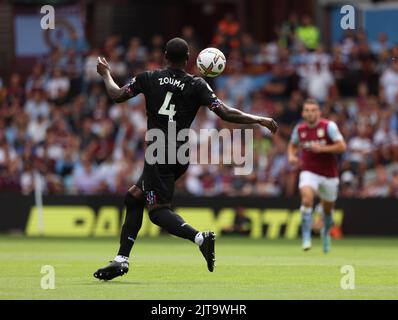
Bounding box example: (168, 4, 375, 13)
(123, 72, 147, 99)
(195, 78, 222, 112)
(327, 121, 344, 142)
(290, 124, 299, 145)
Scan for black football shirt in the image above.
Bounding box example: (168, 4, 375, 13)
(123, 67, 222, 134)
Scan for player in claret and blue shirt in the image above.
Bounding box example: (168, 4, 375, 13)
(287, 99, 346, 253)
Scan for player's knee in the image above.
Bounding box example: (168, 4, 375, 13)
(148, 205, 170, 224)
(148, 208, 161, 225)
(124, 189, 144, 208)
(301, 197, 313, 208)
(322, 203, 334, 215)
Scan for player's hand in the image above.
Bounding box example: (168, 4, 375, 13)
(258, 117, 278, 134)
(310, 143, 324, 153)
(288, 154, 299, 166)
(97, 57, 110, 77)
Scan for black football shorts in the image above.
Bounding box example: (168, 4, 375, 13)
(136, 162, 189, 206)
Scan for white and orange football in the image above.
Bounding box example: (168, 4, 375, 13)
(196, 47, 226, 77)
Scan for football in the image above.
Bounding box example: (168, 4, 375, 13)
(196, 47, 226, 77)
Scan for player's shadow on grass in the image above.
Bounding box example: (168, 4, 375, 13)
(77, 281, 146, 285)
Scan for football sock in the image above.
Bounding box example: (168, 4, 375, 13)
(114, 255, 129, 263)
(194, 232, 204, 246)
(323, 212, 334, 234)
(148, 207, 198, 243)
(300, 205, 313, 242)
(117, 192, 145, 257)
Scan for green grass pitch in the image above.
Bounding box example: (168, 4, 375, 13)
(0, 236, 397, 300)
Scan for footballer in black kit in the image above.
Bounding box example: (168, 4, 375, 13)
(128, 67, 224, 206)
(93, 37, 278, 281)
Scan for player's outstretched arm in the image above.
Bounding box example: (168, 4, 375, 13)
(97, 57, 130, 103)
(213, 102, 278, 133)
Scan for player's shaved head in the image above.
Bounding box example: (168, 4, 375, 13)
(302, 98, 321, 126)
(165, 37, 189, 65)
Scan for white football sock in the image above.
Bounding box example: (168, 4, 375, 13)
(194, 232, 204, 246)
(114, 255, 129, 263)
(300, 205, 313, 242)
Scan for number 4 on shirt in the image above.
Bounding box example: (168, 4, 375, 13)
(158, 91, 176, 122)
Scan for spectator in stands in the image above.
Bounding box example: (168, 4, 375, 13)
(371, 32, 391, 55)
(6, 73, 25, 103)
(61, 48, 84, 97)
(254, 42, 279, 65)
(307, 44, 331, 69)
(362, 165, 390, 197)
(55, 139, 77, 190)
(305, 62, 335, 104)
(296, 15, 319, 51)
(213, 12, 240, 55)
(278, 13, 299, 49)
(263, 135, 287, 196)
(355, 42, 377, 84)
(150, 34, 164, 52)
(241, 33, 260, 57)
(27, 114, 49, 144)
(71, 154, 100, 194)
(380, 58, 398, 106)
(62, 29, 89, 57)
(0, 132, 16, 176)
(340, 170, 357, 197)
(373, 114, 398, 164)
(20, 162, 35, 195)
(45, 68, 70, 103)
(330, 46, 349, 81)
(25, 64, 47, 93)
(290, 43, 309, 66)
(146, 49, 163, 70)
(107, 49, 128, 83)
(277, 90, 302, 138)
(24, 89, 50, 121)
(84, 48, 103, 85)
(264, 64, 290, 101)
(182, 25, 201, 52)
(44, 48, 63, 75)
(103, 34, 124, 58)
(222, 65, 254, 107)
(0, 159, 21, 192)
(347, 124, 374, 174)
(125, 37, 147, 74)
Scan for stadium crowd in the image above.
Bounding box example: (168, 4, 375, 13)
(1, 13, 398, 197)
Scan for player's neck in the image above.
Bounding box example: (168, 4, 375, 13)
(307, 119, 320, 128)
(167, 63, 186, 72)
